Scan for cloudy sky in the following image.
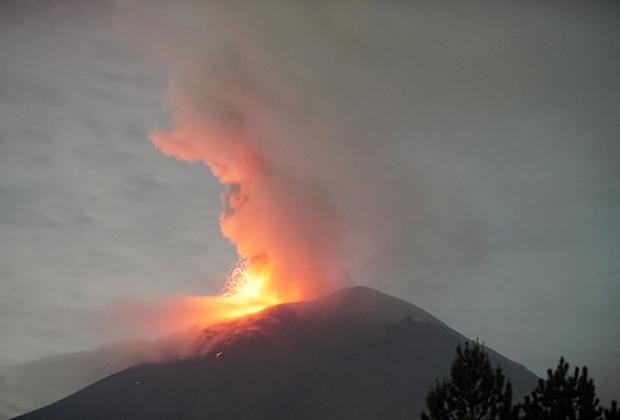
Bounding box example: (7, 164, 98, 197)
(1, 0, 618, 395)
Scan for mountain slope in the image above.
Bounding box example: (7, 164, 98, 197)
(0, 339, 168, 420)
(16, 287, 538, 420)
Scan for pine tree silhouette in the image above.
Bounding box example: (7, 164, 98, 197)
(421, 341, 515, 420)
(519, 357, 602, 420)
(604, 401, 620, 420)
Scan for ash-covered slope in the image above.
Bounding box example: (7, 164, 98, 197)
(0, 339, 172, 420)
(16, 287, 537, 420)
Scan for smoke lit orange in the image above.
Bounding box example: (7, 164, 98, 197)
(147, 71, 347, 328)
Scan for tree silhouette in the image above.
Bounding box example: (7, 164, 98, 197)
(421, 344, 620, 420)
(421, 341, 515, 420)
(519, 357, 602, 420)
(604, 401, 620, 420)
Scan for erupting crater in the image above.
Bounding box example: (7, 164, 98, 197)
(219, 259, 284, 319)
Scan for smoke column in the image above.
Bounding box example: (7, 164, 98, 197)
(149, 55, 347, 302)
(110, 0, 429, 321)
(117, 0, 421, 311)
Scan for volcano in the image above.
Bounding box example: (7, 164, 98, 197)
(14, 287, 537, 420)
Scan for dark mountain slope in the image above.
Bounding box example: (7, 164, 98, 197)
(17, 287, 537, 420)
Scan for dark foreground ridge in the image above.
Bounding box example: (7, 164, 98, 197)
(16, 286, 537, 420)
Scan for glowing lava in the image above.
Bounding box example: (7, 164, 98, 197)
(171, 263, 284, 331)
(220, 259, 282, 318)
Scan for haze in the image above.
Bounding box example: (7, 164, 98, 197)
(0, 0, 618, 398)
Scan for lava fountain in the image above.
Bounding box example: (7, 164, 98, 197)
(220, 258, 281, 317)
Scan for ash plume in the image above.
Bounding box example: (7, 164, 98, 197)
(110, 0, 620, 384)
(146, 4, 358, 300)
(117, 0, 438, 302)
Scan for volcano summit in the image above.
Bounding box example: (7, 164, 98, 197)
(14, 287, 537, 420)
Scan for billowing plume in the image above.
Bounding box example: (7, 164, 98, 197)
(110, 0, 485, 316)
(111, 0, 430, 310)
(149, 48, 347, 302)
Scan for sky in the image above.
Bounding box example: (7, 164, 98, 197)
(0, 0, 619, 396)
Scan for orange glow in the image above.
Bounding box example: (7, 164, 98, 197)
(147, 84, 348, 330)
(224, 259, 273, 302)
(162, 260, 285, 330)
(221, 259, 281, 314)
(188, 259, 284, 323)
(109, 261, 292, 338)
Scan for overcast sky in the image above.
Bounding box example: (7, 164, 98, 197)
(0, 0, 618, 396)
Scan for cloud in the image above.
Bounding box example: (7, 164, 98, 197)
(0, 0, 232, 364)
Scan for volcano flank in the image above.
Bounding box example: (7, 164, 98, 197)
(14, 287, 537, 420)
